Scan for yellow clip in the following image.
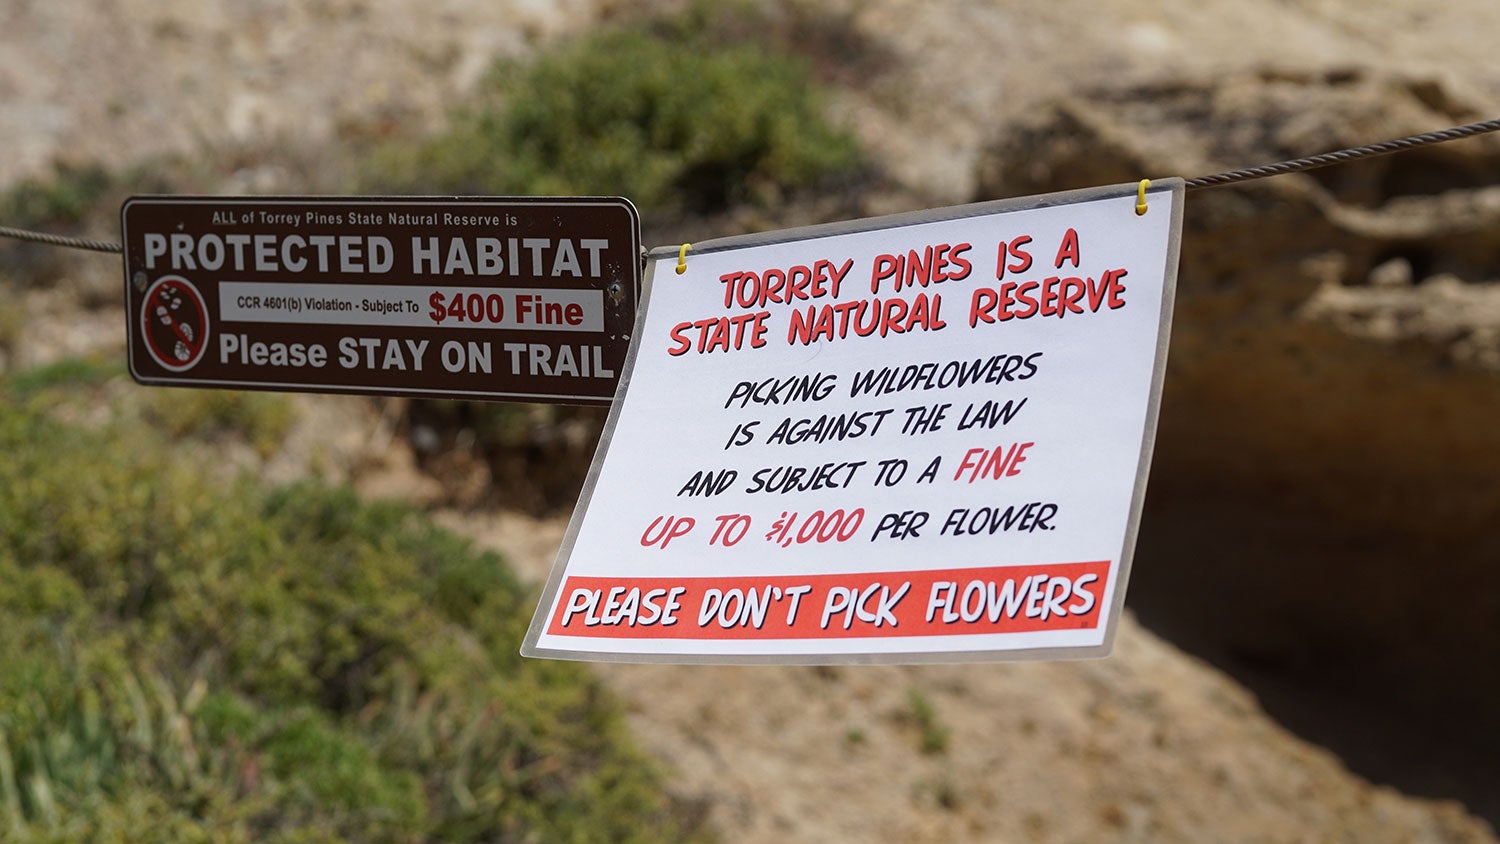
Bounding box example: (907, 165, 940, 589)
(1135, 179, 1150, 216)
(676, 243, 692, 275)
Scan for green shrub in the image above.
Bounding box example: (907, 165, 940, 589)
(366, 14, 860, 213)
(1, 359, 292, 457)
(0, 401, 702, 842)
(364, 6, 864, 510)
(141, 387, 296, 458)
(0, 160, 179, 288)
(0, 164, 115, 230)
(1, 358, 123, 399)
(904, 689, 950, 756)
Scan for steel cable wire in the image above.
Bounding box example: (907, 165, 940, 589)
(1, 119, 1498, 254)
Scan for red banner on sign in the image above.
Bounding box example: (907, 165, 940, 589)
(546, 561, 1108, 640)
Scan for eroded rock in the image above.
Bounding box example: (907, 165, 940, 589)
(977, 69, 1500, 819)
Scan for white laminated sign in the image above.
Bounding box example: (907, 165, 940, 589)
(523, 181, 1183, 663)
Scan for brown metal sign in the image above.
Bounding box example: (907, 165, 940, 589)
(121, 196, 640, 405)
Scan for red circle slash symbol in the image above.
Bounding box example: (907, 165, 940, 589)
(141, 276, 210, 372)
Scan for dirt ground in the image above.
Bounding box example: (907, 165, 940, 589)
(435, 505, 1489, 843)
(4, 0, 1499, 840)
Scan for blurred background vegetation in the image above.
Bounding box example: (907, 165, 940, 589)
(0, 371, 704, 842)
(0, 2, 863, 839)
(363, 8, 860, 214)
(365, 2, 865, 513)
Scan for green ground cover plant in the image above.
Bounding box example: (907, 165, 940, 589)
(0, 387, 700, 842)
(365, 7, 860, 214)
(0, 164, 116, 231)
(140, 388, 296, 459)
(0, 357, 122, 400)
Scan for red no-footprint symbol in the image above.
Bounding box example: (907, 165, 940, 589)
(141, 276, 210, 372)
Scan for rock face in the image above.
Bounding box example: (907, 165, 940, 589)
(0, 0, 600, 187)
(837, 0, 1500, 823)
(974, 71, 1500, 819)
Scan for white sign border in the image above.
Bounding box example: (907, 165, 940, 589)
(522, 179, 1184, 664)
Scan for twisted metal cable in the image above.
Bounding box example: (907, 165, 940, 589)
(1184, 117, 1500, 191)
(0, 224, 121, 254)
(0, 118, 1497, 253)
